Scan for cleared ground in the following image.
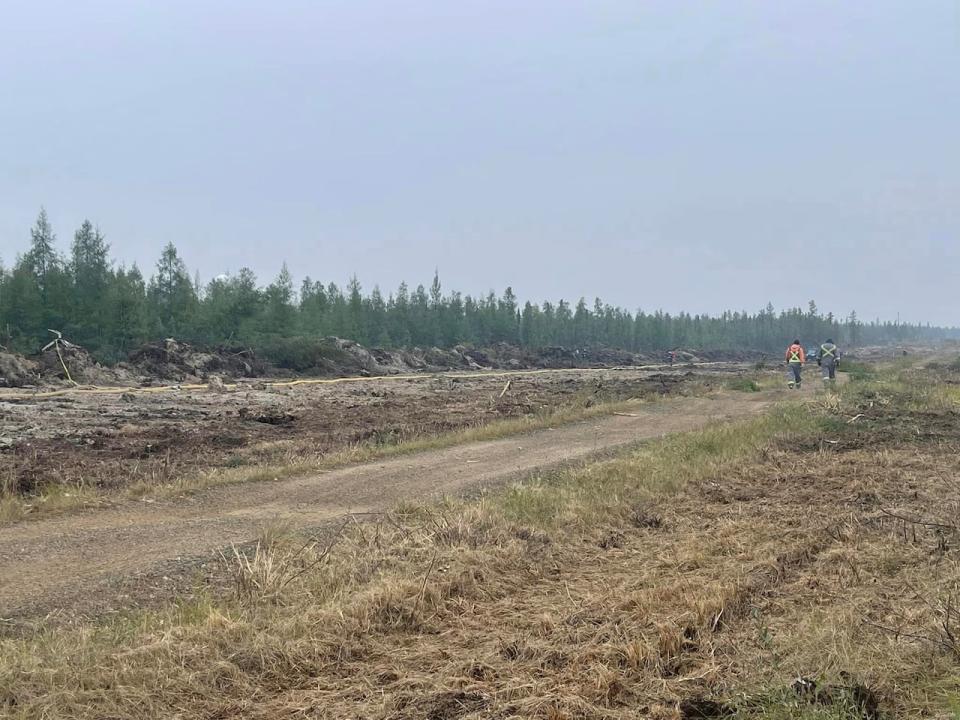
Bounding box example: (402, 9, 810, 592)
(0, 391, 772, 623)
(8, 362, 958, 719)
(0, 366, 719, 501)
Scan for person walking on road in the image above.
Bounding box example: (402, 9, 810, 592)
(785, 339, 806, 389)
(817, 339, 841, 384)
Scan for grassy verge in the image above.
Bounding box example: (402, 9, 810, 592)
(837, 359, 877, 382)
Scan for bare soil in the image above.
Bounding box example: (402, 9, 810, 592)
(0, 390, 773, 623)
(0, 367, 717, 496)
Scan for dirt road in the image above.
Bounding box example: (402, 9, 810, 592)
(0, 392, 774, 621)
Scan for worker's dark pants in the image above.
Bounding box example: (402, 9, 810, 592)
(788, 363, 802, 387)
(821, 361, 837, 381)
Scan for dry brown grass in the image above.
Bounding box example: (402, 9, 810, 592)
(3, 368, 960, 719)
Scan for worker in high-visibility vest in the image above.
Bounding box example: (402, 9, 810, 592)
(817, 339, 841, 383)
(784, 339, 806, 389)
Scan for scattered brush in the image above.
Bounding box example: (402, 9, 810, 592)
(221, 520, 347, 603)
(863, 589, 960, 661)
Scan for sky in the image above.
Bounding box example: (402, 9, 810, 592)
(0, 1, 958, 325)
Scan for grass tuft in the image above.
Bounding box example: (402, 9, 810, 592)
(727, 377, 761, 392)
(839, 360, 876, 382)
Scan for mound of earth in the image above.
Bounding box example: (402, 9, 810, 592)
(372, 345, 483, 373)
(127, 339, 266, 382)
(2, 335, 741, 390)
(852, 344, 942, 361)
(315, 340, 648, 376)
(36, 343, 132, 386)
(0, 351, 39, 388)
(294, 341, 475, 376)
(272, 337, 381, 377)
(463, 343, 650, 370)
(419, 346, 484, 371)
(575, 346, 648, 366)
(692, 348, 762, 363)
(303, 339, 481, 377)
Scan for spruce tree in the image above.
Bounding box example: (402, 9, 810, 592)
(262, 264, 296, 338)
(147, 243, 197, 338)
(25, 208, 59, 297)
(70, 220, 112, 347)
(110, 265, 147, 358)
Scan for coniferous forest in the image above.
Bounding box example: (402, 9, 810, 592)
(0, 210, 954, 366)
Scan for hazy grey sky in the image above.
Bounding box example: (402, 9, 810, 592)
(1, 1, 957, 324)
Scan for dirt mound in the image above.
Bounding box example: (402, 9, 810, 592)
(375, 345, 482, 373)
(471, 343, 559, 369)
(578, 346, 648, 366)
(0, 351, 38, 388)
(6, 335, 738, 389)
(299, 338, 384, 376)
(851, 344, 940, 361)
(692, 348, 762, 363)
(36, 343, 131, 386)
(465, 343, 649, 370)
(0, 343, 130, 389)
(301, 339, 483, 377)
(127, 339, 265, 382)
(420, 346, 483, 371)
(343, 342, 646, 375)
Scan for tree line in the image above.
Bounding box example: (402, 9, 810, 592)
(0, 210, 954, 367)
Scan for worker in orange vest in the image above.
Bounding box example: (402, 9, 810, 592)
(784, 339, 806, 389)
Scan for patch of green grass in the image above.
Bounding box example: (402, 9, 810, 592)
(727, 376, 761, 392)
(0, 495, 26, 524)
(224, 454, 247, 468)
(822, 416, 852, 437)
(733, 687, 875, 719)
(839, 360, 876, 382)
(0, 482, 106, 523)
(493, 404, 815, 530)
(942, 692, 960, 719)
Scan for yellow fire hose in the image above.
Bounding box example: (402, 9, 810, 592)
(54, 342, 78, 386)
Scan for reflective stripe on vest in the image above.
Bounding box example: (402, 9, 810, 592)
(820, 345, 836, 358)
(789, 349, 802, 363)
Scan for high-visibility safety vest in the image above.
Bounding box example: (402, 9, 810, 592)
(820, 344, 837, 359)
(786, 345, 805, 363)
